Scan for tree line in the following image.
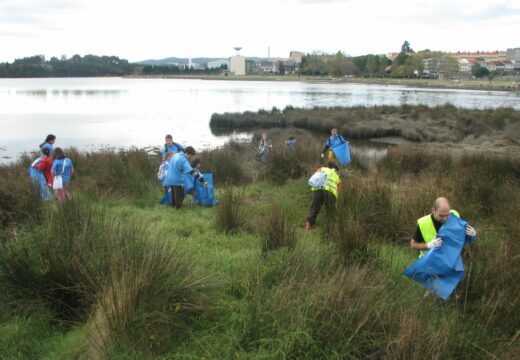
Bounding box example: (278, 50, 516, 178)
(0, 55, 135, 77)
(0, 55, 228, 78)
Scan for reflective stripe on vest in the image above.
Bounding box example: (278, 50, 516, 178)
(418, 209, 460, 257)
(322, 167, 340, 198)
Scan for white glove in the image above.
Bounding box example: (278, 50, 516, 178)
(320, 153, 325, 159)
(427, 238, 442, 249)
(465, 225, 476, 237)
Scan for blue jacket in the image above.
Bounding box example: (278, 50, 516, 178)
(164, 153, 193, 186)
(162, 142, 184, 158)
(52, 158, 74, 184)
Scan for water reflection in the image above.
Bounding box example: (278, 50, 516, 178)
(1, 77, 519, 163)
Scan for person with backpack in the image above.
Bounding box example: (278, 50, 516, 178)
(51, 147, 74, 203)
(163, 146, 208, 209)
(39, 134, 56, 158)
(162, 134, 184, 159)
(305, 162, 341, 230)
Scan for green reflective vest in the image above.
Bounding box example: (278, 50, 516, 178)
(417, 209, 460, 257)
(311, 167, 340, 198)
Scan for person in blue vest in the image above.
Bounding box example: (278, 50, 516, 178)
(411, 197, 477, 257)
(162, 134, 184, 159)
(39, 134, 56, 158)
(321, 128, 347, 164)
(163, 146, 207, 209)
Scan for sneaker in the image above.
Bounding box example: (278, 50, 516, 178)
(305, 221, 312, 230)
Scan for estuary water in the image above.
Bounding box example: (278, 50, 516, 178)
(1, 77, 519, 161)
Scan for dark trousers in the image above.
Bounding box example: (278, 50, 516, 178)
(170, 185, 185, 209)
(307, 190, 335, 225)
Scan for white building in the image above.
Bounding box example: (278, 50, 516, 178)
(207, 59, 229, 69)
(229, 55, 245, 75)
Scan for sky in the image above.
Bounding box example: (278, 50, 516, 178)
(1, 0, 519, 63)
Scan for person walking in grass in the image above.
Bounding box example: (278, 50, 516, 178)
(305, 162, 341, 230)
(51, 147, 74, 204)
(411, 197, 477, 257)
(162, 134, 184, 159)
(257, 133, 272, 163)
(39, 134, 56, 158)
(163, 146, 207, 209)
(321, 128, 347, 165)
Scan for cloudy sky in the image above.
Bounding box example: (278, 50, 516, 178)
(1, 0, 519, 62)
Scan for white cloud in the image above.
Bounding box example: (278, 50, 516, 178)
(0, 0, 518, 62)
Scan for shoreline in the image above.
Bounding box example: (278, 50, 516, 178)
(124, 74, 520, 92)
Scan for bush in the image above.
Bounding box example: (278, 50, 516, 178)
(0, 158, 44, 229)
(198, 142, 249, 186)
(215, 187, 244, 234)
(261, 203, 298, 253)
(0, 197, 209, 356)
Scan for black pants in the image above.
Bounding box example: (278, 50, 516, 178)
(170, 185, 185, 209)
(307, 190, 335, 225)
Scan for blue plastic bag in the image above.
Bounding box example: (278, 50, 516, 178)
(332, 142, 351, 166)
(159, 188, 172, 205)
(28, 163, 52, 202)
(403, 214, 475, 300)
(194, 173, 218, 207)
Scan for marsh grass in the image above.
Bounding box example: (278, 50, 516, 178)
(261, 202, 298, 253)
(0, 197, 210, 357)
(215, 187, 245, 234)
(0, 156, 44, 229)
(210, 105, 520, 143)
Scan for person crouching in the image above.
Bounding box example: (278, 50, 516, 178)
(305, 162, 341, 230)
(163, 146, 208, 209)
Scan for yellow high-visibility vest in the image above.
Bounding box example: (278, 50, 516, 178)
(417, 209, 460, 257)
(311, 167, 340, 198)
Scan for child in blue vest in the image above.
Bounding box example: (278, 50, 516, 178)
(162, 134, 184, 159)
(157, 152, 173, 193)
(51, 147, 74, 204)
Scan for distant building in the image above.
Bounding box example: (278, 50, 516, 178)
(207, 59, 229, 69)
(458, 58, 479, 72)
(229, 55, 245, 75)
(506, 48, 520, 69)
(486, 61, 505, 71)
(289, 51, 304, 63)
(449, 50, 506, 61)
(423, 58, 440, 75)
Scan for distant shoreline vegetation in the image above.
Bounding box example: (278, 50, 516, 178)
(210, 105, 520, 144)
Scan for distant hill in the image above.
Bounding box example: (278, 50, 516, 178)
(136, 56, 269, 66)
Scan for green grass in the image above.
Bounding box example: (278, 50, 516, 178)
(1, 143, 519, 359)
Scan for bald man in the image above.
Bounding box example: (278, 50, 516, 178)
(411, 197, 477, 257)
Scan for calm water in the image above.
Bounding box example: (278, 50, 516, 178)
(1, 77, 519, 161)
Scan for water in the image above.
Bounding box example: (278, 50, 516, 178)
(1, 77, 519, 161)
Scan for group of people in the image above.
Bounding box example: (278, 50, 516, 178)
(305, 128, 477, 266)
(29, 130, 478, 262)
(28, 134, 75, 203)
(157, 134, 210, 209)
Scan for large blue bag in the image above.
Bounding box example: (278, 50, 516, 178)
(332, 142, 351, 166)
(194, 173, 218, 207)
(403, 214, 476, 300)
(28, 161, 52, 202)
